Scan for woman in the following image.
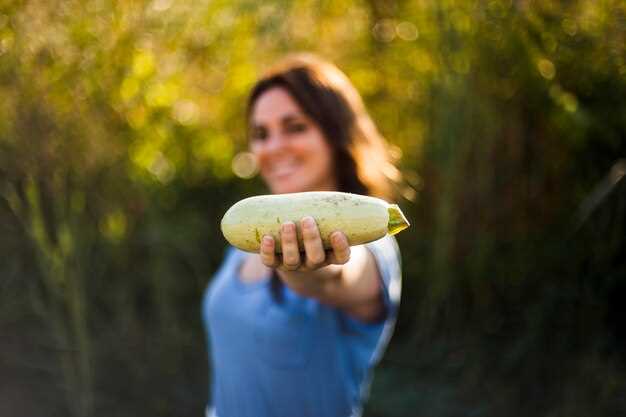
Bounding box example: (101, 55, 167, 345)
(203, 53, 402, 417)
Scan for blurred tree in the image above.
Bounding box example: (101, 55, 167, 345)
(0, 0, 624, 416)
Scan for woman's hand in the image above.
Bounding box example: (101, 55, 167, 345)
(259, 216, 351, 272)
(259, 215, 383, 322)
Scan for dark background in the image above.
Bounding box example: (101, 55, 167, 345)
(1, 1, 625, 416)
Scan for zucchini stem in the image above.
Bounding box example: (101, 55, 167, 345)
(387, 204, 410, 235)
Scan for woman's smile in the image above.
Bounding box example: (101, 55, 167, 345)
(267, 157, 300, 180)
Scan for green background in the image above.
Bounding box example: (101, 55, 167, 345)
(1, 0, 625, 416)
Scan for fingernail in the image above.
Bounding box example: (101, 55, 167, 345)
(262, 236, 273, 246)
(332, 232, 345, 245)
(282, 222, 295, 232)
(302, 216, 315, 229)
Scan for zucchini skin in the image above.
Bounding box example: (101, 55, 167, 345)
(220, 191, 392, 253)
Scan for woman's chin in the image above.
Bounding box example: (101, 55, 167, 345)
(270, 185, 301, 194)
(268, 179, 308, 194)
(268, 179, 339, 194)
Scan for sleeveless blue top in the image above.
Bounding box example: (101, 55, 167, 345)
(202, 236, 401, 417)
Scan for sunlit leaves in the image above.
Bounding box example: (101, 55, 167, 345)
(132, 49, 156, 79)
(537, 58, 556, 80)
(192, 133, 234, 179)
(171, 99, 199, 126)
(1, 1, 625, 417)
(100, 209, 127, 242)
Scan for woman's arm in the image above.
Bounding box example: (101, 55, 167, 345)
(260, 216, 385, 323)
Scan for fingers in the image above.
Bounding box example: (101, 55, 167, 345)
(260, 235, 278, 268)
(261, 220, 350, 272)
(280, 222, 301, 270)
(300, 216, 326, 269)
(327, 231, 350, 265)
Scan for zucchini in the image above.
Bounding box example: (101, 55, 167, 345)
(220, 191, 409, 253)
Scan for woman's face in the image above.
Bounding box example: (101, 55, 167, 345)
(249, 87, 337, 194)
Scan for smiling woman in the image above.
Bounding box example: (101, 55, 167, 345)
(246, 53, 398, 200)
(202, 53, 403, 417)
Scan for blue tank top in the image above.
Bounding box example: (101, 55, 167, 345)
(202, 236, 401, 417)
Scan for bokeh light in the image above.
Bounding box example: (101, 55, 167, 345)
(231, 151, 258, 179)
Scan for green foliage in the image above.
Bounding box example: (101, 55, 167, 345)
(0, 0, 625, 416)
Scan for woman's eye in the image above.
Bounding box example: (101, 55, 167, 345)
(250, 127, 267, 141)
(285, 123, 307, 134)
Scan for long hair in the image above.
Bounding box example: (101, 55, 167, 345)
(246, 53, 400, 201)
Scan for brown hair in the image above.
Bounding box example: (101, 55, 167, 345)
(246, 53, 400, 200)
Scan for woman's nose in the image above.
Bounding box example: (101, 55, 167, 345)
(263, 131, 286, 152)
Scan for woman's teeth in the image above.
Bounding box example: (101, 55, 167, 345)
(271, 162, 299, 177)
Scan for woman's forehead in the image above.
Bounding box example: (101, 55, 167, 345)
(251, 88, 305, 123)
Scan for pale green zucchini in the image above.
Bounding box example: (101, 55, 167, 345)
(220, 191, 409, 253)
